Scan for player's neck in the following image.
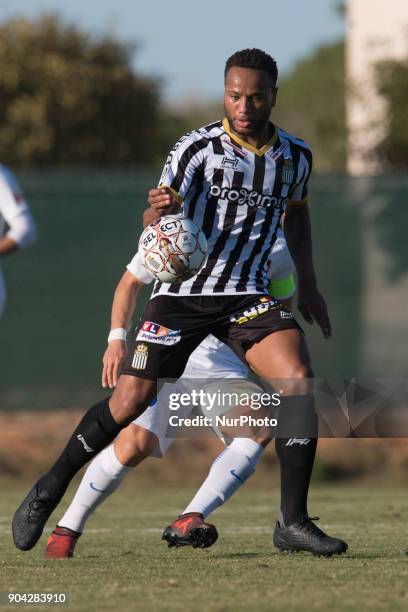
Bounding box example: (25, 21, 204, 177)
(229, 120, 274, 150)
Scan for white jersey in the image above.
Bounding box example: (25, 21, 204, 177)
(151, 119, 311, 298)
(0, 165, 36, 247)
(0, 165, 37, 318)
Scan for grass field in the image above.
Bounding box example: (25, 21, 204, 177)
(0, 482, 407, 611)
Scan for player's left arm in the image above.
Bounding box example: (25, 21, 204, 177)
(284, 148, 331, 339)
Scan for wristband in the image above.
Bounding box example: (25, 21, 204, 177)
(108, 328, 127, 343)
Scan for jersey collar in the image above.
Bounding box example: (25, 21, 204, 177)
(222, 118, 277, 157)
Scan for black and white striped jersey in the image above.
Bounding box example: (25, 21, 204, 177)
(152, 118, 311, 298)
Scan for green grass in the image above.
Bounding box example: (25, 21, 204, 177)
(1, 482, 407, 611)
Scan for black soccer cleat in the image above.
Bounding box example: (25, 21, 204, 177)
(273, 517, 348, 557)
(12, 480, 59, 551)
(162, 512, 218, 549)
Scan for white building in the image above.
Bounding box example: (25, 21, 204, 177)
(346, 0, 408, 175)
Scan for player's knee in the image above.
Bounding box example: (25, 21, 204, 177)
(277, 363, 313, 396)
(291, 363, 314, 380)
(128, 426, 158, 460)
(116, 425, 158, 465)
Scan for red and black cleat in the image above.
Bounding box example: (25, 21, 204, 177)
(162, 512, 218, 549)
(44, 526, 81, 559)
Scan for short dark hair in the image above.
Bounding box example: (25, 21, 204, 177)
(225, 48, 278, 85)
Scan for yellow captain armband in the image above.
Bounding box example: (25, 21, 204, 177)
(158, 184, 183, 205)
(268, 273, 296, 300)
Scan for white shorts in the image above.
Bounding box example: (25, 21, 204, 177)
(134, 336, 265, 457)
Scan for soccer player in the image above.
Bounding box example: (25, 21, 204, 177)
(0, 165, 37, 318)
(46, 231, 344, 558)
(13, 48, 347, 557)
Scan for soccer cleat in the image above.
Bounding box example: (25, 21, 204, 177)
(12, 480, 59, 551)
(45, 526, 81, 559)
(162, 512, 218, 549)
(273, 517, 348, 557)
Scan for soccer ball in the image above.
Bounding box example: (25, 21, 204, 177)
(139, 215, 208, 283)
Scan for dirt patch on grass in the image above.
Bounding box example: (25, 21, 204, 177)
(0, 409, 407, 483)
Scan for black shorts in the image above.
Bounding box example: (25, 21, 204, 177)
(121, 294, 303, 380)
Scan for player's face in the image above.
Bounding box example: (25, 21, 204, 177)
(224, 67, 277, 140)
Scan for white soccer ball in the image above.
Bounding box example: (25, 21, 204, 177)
(139, 215, 208, 283)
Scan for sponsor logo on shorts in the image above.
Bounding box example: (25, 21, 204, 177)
(136, 321, 181, 346)
(280, 310, 293, 319)
(230, 296, 279, 325)
(132, 343, 149, 370)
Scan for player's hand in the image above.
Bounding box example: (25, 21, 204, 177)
(148, 187, 176, 212)
(297, 284, 332, 339)
(102, 340, 127, 389)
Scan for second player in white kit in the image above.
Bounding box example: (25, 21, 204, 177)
(0, 165, 37, 318)
(54, 230, 296, 540)
(133, 227, 295, 457)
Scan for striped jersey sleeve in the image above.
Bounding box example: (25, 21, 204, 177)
(158, 132, 208, 203)
(288, 145, 312, 204)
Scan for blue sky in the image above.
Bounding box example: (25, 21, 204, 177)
(0, 0, 345, 103)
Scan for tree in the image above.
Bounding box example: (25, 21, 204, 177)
(0, 15, 160, 166)
(376, 59, 408, 171)
(273, 41, 346, 173)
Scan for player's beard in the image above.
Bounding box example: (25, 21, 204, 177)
(225, 107, 272, 141)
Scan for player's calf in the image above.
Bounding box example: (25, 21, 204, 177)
(12, 379, 156, 552)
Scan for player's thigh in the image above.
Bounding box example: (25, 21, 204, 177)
(109, 375, 157, 423)
(114, 424, 159, 467)
(245, 328, 313, 394)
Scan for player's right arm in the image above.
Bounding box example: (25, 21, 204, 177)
(0, 166, 37, 256)
(102, 252, 154, 388)
(102, 271, 143, 389)
(146, 132, 207, 219)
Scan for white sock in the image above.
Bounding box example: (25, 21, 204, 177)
(59, 444, 132, 533)
(182, 438, 264, 518)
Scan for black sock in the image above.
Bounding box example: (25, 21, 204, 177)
(40, 397, 122, 501)
(275, 395, 318, 526)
